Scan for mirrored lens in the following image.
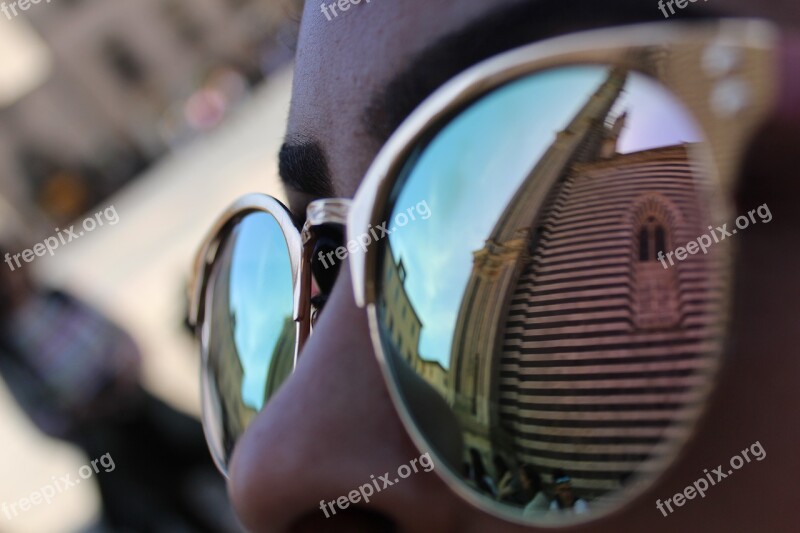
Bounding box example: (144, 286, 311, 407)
(202, 211, 296, 471)
(376, 66, 727, 524)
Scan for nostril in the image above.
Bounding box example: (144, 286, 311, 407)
(289, 508, 397, 533)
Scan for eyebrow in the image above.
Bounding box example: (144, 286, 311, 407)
(278, 136, 336, 198)
(279, 0, 719, 197)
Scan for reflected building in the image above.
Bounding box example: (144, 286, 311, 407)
(381, 242, 448, 397)
(449, 69, 721, 496)
(263, 316, 296, 404)
(0, 0, 302, 223)
(207, 241, 258, 457)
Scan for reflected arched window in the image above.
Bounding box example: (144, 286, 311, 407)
(632, 210, 679, 330)
(638, 216, 668, 262)
(639, 228, 649, 261)
(655, 226, 666, 256)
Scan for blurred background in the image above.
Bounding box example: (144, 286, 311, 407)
(0, 1, 298, 531)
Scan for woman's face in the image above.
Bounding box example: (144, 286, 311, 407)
(228, 1, 800, 531)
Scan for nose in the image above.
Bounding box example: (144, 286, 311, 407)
(227, 265, 473, 532)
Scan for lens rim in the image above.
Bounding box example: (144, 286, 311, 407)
(190, 194, 303, 476)
(347, 20, 779, 526)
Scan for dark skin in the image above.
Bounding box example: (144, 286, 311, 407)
(229, 1, 800, 531)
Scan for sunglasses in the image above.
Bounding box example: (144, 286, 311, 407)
(189, 19, 799, 526)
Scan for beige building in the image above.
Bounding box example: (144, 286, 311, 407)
(0, 0, 298, 225)
(381, 243, 448, 397)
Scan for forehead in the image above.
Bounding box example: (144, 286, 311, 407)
(287, 0, 517, 197)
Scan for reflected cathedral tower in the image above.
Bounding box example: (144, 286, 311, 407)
(448, 68, 720, 496)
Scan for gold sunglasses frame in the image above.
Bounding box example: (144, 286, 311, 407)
(346, 19, 781, 526)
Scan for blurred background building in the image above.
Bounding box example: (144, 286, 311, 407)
(0, 0, 301, 226)
(0, 1, 300, 531)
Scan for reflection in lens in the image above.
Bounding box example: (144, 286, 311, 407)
(377, 66, 725, 523)
(203, 212, 295, 470)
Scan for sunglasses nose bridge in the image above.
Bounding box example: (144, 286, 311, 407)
(293, 198, 353, 356)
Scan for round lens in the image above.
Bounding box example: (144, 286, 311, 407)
(202, 211, 296, 472)
(375, 66, 727, 524)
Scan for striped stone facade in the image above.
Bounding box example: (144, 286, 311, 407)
(500, 144, 722, 495)
(446, 69, 725, 499)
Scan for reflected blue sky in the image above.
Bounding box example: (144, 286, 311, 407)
(229, 213, 294, 409)
(613, 74, 702, 153)
(387, 66, 703, 368)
